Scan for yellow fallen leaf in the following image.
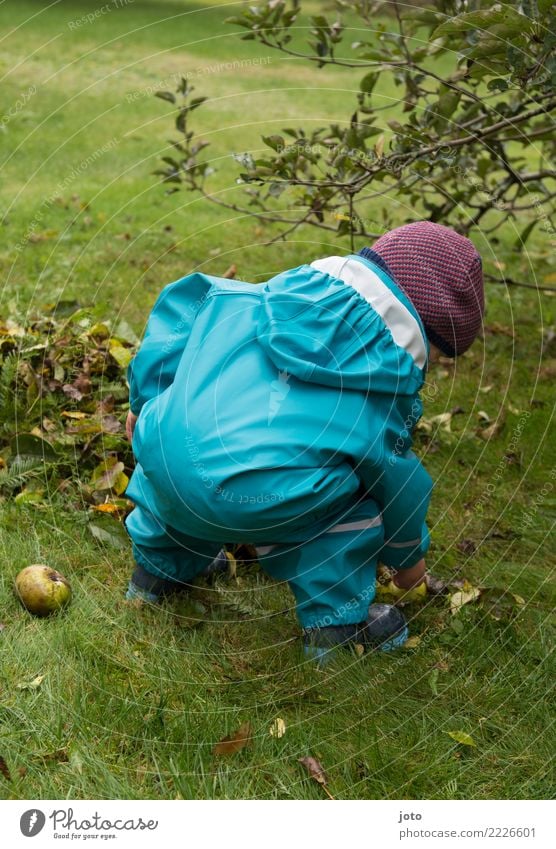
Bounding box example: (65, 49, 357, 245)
(447, 730, 477, 747)
(269, 718, 286, 738)
(403, 635, 422, 649)
(17, 674, 46, 690)
(450, 586, 482, 615)
(109, 339, 133, 368)
(478, 418, 505, 440)
(91, 503, 120, 514)
(224, 550, 237, 580)
(430, 412, 452, 431)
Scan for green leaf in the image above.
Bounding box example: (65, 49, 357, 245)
(487, 78, 509, 91)
(88, 516, 129, 550)
(447, 730, 477, 747)
(154, 91, 176, 104)
(91, 457, 128, 494)
(262, 134, 285, 152)
(515, 218, 539, 249)
(359, 72, 378, 94)
(428, 668, 439, 696)
(310, 15, 330, 30)
(10, 433, 57, 461)
(433, 9, 530, 38)
(188, 97, 207, 111)
(14, 488, 45, 505)
(225, 16, 255, 28)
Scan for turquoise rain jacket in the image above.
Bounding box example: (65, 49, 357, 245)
(127, 250, 433, 570)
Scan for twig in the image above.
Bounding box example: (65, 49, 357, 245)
(485, 273, 556, 293)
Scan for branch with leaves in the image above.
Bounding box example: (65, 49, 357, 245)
(152, 0, 556, 286)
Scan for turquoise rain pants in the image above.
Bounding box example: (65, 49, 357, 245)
(126, 463, 384, 629)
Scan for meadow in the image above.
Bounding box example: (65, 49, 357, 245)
(0, 0, 554, 799)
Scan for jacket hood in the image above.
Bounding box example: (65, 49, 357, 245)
(256, 255, 427, 396)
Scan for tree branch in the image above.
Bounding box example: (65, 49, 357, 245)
(485, 273, 556, 293)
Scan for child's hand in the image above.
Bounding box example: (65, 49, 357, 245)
(392, 558, 426, 590)
(126, 411, 138, 442)
(376, 559, 428, 604)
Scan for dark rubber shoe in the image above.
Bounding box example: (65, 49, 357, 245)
(125, 563, 186, 602)
(363, 603, 409, 650)
(303, 604, 408, 663)
(198, 548, 231, 579)
(125, 549, 230, 603)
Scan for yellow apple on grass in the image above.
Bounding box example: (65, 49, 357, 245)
(15, 564, 72, 616)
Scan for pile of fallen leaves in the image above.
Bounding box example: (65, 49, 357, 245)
(0, 303, 135, 531)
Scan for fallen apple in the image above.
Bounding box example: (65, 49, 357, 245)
(15, 564, 72, 617)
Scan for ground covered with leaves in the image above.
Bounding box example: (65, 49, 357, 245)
(0, 0, 554, 800)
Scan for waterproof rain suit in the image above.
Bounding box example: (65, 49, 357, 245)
(125, 250, 433, 628)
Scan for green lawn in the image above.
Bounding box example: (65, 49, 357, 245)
(0, 0, 554, 800)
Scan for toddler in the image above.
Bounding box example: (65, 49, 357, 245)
(124, 221, 484, 660)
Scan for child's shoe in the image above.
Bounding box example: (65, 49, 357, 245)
(303, 603, 408, 663)
(125, 563, 185, 603)
(125, 549, 230, 603)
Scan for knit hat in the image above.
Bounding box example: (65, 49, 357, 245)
(360, 221, 484, 357)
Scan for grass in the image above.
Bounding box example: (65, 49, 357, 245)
(0, 0, 555, 800)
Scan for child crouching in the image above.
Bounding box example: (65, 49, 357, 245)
(124, 221, 484, 661)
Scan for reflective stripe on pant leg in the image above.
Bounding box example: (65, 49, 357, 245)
(257, 499, 384, 629)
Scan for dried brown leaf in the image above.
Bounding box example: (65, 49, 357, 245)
(478, 417, 505, 441)
(299, 756, 334, 798)
(483, 322, 515, 338)
(298, 756, 327, 785)
(0, 755, 11, 782)
(213, 721, 252, 756)
(457, 538, 477, 556)
(425, 573, 450, 595)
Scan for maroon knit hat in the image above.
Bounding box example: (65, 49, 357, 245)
(370, 221, 484, 357)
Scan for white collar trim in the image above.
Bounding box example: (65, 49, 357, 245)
(310, 255, 428, 369)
